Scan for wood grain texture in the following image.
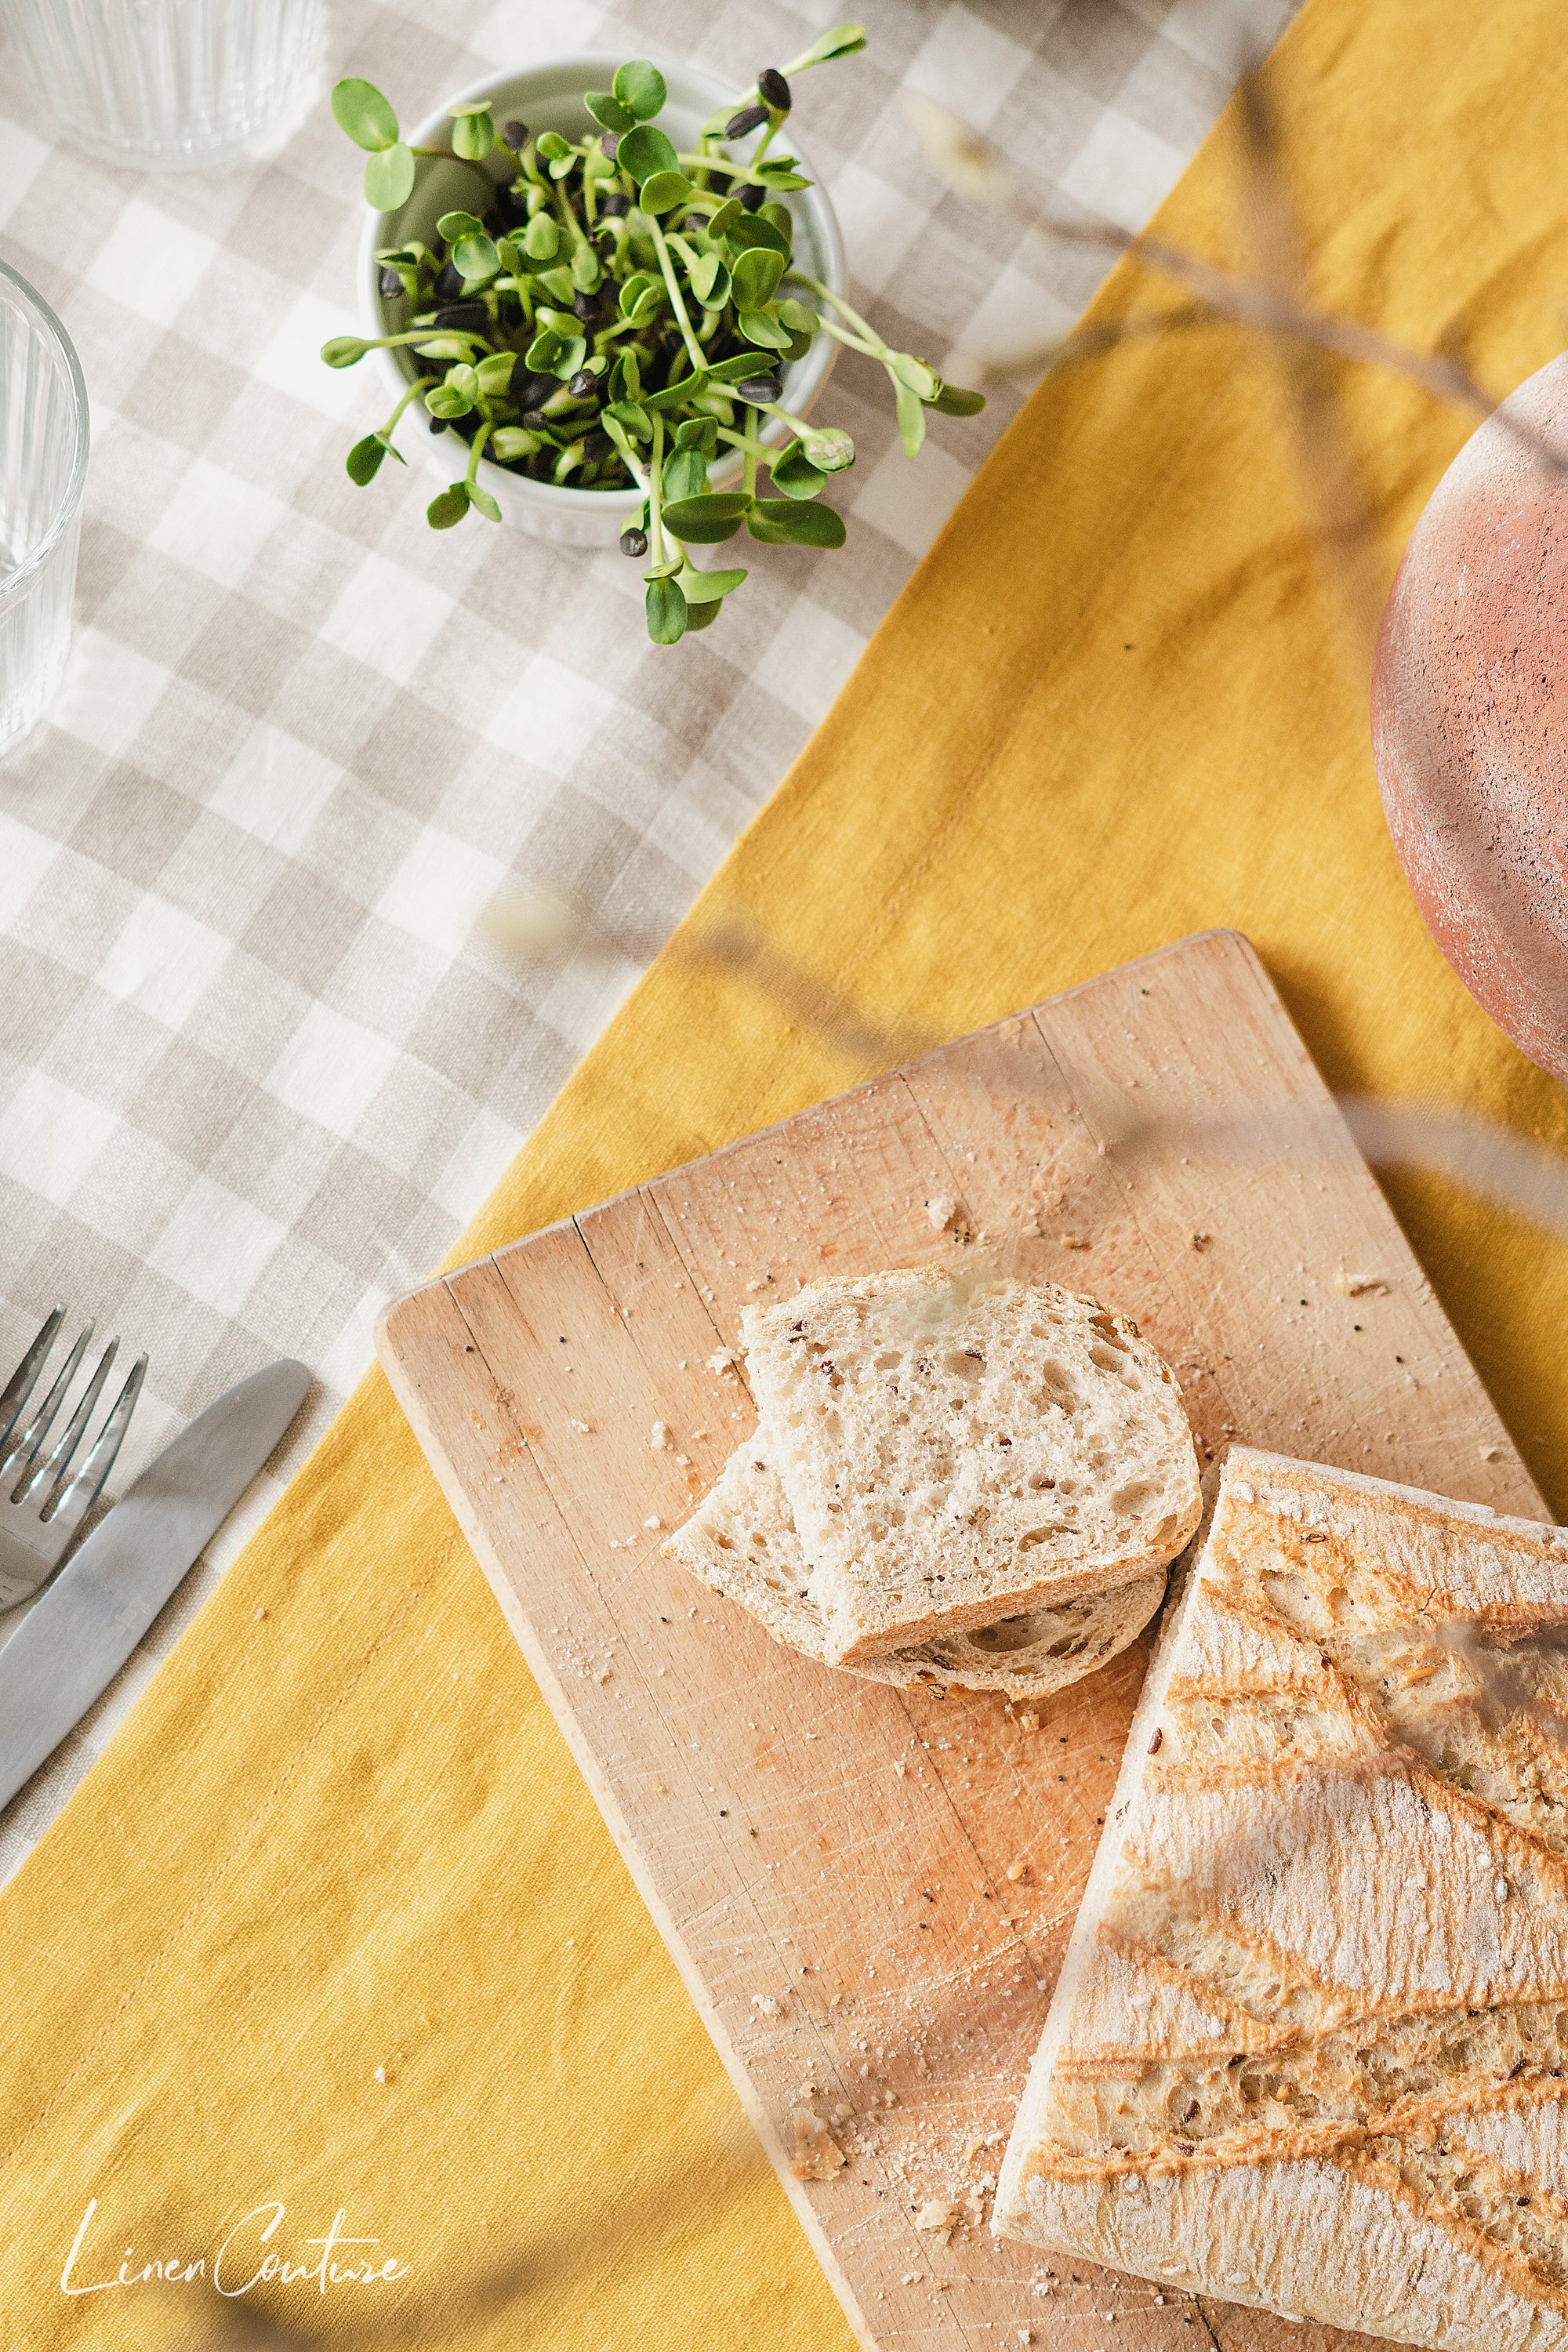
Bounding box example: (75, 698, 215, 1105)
(377, 931, 1543, 2352)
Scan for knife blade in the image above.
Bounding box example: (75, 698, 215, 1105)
(0, 1358, 310, 1812)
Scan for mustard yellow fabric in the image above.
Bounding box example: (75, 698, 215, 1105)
(5, 2, 1568, 2344)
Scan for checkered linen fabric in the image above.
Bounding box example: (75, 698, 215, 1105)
(0, 0, 1294, 1872)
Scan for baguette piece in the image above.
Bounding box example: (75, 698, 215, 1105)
(666, 1440, 1166, 1697)
(742, 1269, 1201, 1664)
(993, 1446, 1568, 2352)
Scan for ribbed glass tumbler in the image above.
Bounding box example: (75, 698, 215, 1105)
(0, 261, 89, 757)
(0, 0, 322, 170)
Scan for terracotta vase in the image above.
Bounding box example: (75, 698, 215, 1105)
(1371, 351, 1568, 1085)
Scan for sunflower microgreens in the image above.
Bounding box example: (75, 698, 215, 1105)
(321, 25, 983, 644)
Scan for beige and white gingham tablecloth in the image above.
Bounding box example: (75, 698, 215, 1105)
(0, 0, 1293, 1875)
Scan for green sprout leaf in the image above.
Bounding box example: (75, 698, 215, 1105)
(706, 197, 743, 238)
(321, 335, 370, 368)
(776, 297, 819, 334)
(663, 492, 751, 543)
(616, 124, 679, 184)
(453, 232, 499, 281)
(890, 353, 939, 401)
(638, 169, 693, 215)
(413, 335, 477, 359)
(790, 22, 867, 67)
(645, 370, 708, 411)
(428, 483, 470, 528)
(526, 328, 564, 371)
(468, 481, 503, 521)
(605, 400, 652, 441)
(450, 106, 495, 160)
(731, 246, 785, 308)
(475, 351, 517, 395)
(687, 251, 728, 307)
(571, 245, 602, 292)
(536, 131, 572, 160)
(677, 563, 746, 603)
(661, 446, 708, 501)
(928, 380, 986, 416)
(437, 209, 485, 241)
(746, 498, 847, 546)
(613, 60, 667, 121)
(346, 432, 395, 485)
(617, 270, 662, 325)
(895, 378, 926, 457)
(725, 214, 790, 259)
(674, 416, 718, 457)
(586, 91, 635, 133)
(447, 97, 493, 117)
(523, 212, 559, 260)
(490, 426, 543, 460)
(750, 163, 811, 191)
(332, 78, 398, 151)
(683, 597, 723, 631)
(768, 441, 827, 499)
(363, 143, 415, 209)
(645, 575, 687, 644)
(738, 307, 792, 350)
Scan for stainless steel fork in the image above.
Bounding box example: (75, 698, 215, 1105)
(0, 1305, 147, 1613)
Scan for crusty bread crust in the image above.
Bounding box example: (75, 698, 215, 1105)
(993, 1447, 1568, 2350)
(742, 1268, 1202, 1663)
(665, 1440, 1166, 1697)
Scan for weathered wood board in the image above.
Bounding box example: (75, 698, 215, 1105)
(377, 930, 1544, 2352)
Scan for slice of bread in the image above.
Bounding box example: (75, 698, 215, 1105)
(993, 1446, 1568, 2350)
(665, 1439, 1166, 1696)
(742, 1269, 1201, 1664)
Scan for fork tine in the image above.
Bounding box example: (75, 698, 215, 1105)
(17, 1336, 118, 1508)
(45, 1352, 147, 1530)
(0, 1305, 66, 1464)
(5, 1320, 93, 1497)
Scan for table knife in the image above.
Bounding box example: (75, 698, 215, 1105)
(0, 1359, 310, 1812)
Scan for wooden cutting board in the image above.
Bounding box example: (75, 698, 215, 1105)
(377, 929, 1542, 2352)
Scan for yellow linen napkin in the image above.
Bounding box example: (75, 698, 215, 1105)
(4, 1, 1567, 2345)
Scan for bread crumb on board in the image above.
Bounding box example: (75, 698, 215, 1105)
(789, 2108, 847, 2181)
(1334, 1264, 1390, 1297)
(925, 1194, 959, 1230)
(708, 1348, 737, 1373)
(649, 1421, 671, 1448)
(914, 2201, 957, 2241)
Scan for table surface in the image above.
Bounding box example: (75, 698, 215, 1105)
(0, 0, 1294, 1880)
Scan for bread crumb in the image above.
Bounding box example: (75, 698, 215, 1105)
(569, 1417, 590, 1432)
(1058, 1233, 1088, 1250)
(1018, 1711, 1040, 1732)
(789, 2107, 847, 2180)
(894, 1760, 907, 1778)
(644, 1515, 662, 1530)
(254, 1606, 267, 1621)
(373, 2066, 386, 2083)
(915, 2201, 956, 2239)
(1190, 1232, 1210, 1250)
(708, 1348, 736, 1373)
(649, 1421, 671, 1448)
(1006, 1861, 1026, 1881)
(1335, 1265, 1390, 1297)
(595, 1667, 611, 1684)
(925, 1193, 959, 1230)
(752, 1993, 782, 2016)
(1480, 1443, 1501, 1460)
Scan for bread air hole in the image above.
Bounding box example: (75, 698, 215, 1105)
(967, 1610, 1059, 1653)
(1111, 1478, 1158, 1515)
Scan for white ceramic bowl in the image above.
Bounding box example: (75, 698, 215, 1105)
(355, 53, 845, 549)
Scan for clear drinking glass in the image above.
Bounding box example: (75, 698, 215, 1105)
(0, 260, 89, 758)
(0, 0, 323, 171)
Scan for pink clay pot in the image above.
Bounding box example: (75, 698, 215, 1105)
(1371, 351, 1568, 1086)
